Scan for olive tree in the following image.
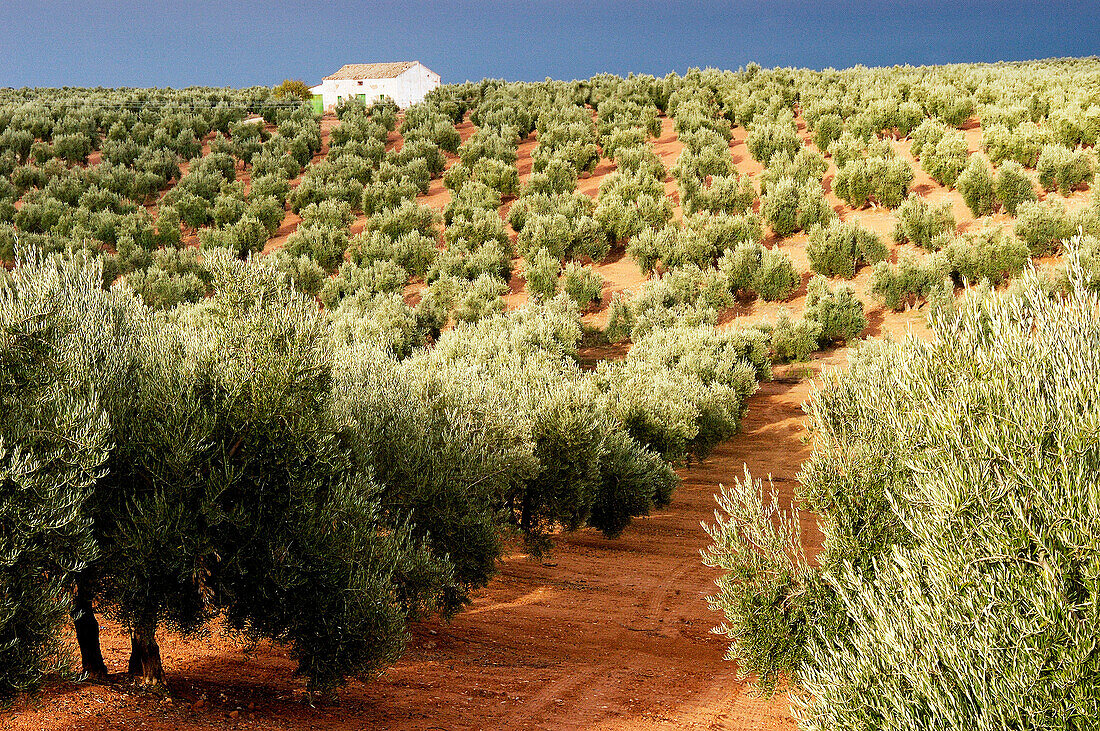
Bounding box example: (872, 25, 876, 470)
(706, 265, 1100, 727)
(0, 253, 119, 697)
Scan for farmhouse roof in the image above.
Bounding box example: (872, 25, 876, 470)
(324, 62, 418, 80)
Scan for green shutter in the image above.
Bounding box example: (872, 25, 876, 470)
(311, 95, 323, 115)
(357, 93, 367, 103)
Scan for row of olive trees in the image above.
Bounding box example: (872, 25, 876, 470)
(0, 251, 451, 697)
(0, 88, 321, 310)
(2, 242, 780, 701)
(705, 252, 1100, 726)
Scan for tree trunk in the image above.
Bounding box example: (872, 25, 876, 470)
(127, 624, 164, 685)
(520, 493, 533, 537)
(72, 578, 108, 680)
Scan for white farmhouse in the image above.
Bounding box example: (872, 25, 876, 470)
(309, 62, 441, 112)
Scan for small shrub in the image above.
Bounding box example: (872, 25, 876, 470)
(520, 158, 578, 197)
(250, 173, 291, 204)
(874, 156, 915, 208)
(921, 131, 969, 188)
(667, 213, 766, 269)
(956, 153, 997, 217)
(442, 162, 472, 194)
(1036, 144, 1095, 195)
(992, 160, 1037, 215)
(523, 249, 561, 301)
(442, 181, 502, 225)
(812, 114, 843, 153)
(458, 129, 518, 168)
(517, 211, 590, 261)
(451, 274, 508, 323)
(595, 192, 671, 246)
(827, 131, 869, 168)
(719, 242, 764, 294)
(1013, 199, 1074, 256)
(763, 178, 801, 237)
(601, 128, 648, 159)
(614, 146, 666, 180)
(283, 225, 349, 272)
(759, 149, 827, 195)
(684, 174, 756, 216)
(365, 200, 440, 242)
(768, 312, 823, 363)
(561, 262, 604, 309)
(472, 157, 520, 198)
(831, 159, 874, 209)
(794, 182, 836, 233)
(347, 230, 438, 278)
(604, 291, 635, 343)
(909, 117, 947, 159)
(320, 259, 409, 309)
(871, 255, 950, 310)
(247, 196, 286, 235)
(268, 250, 327, 296)
(198, 215, 270, 258)
(753, 248, 800, 302)
(833, 157, 913, 209)
(892, 193, 955, 249)
(763, 178, 835, 238)
(981, 122, 1048, 167)
(943, 226, 1030, 285)
(361, 178, 420, 216)
(126, 253, 209, 310)
(430, 234, 512, 283)
(155, 207, 183, 249)
(626, 225, 672, 272)
(746, 121, 802, 165)
(444, 208, 509, 251)
(389, 138, 445, 177)
(803, 275, 866, 344)
(299, 200, 354, 230)
(806, 221, 888, 279)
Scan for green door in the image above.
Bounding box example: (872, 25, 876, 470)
(357, 93, 367, 104)
(311, 95, 323, 115)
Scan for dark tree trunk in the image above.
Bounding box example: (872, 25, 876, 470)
(520, 493, 533, 537)
(72, 578, 108, 680)
(128, 624, 164, 685)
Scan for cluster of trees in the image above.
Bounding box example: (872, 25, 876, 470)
(2, 251, 453, 696)
(671, 92, 755, 217)
(0, 75, 789, 701)
(752, 275, 867, 365)
(606, 81, 810, 338)
(832, 152, 912, 209)
(0, 86, 319, 309)
(607, 241, 792, 343)
(873, 186, 1100, 310)
(1, 244, 778, 698)
(284, 92, 519, 349)
(705, 261, 1100, 727)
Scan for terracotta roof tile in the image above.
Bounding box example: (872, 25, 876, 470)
(323, 62, 418, 80)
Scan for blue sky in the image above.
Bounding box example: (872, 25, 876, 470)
(2, 1, 1098, 88)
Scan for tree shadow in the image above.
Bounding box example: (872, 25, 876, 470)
(863, 306, 887, 337)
